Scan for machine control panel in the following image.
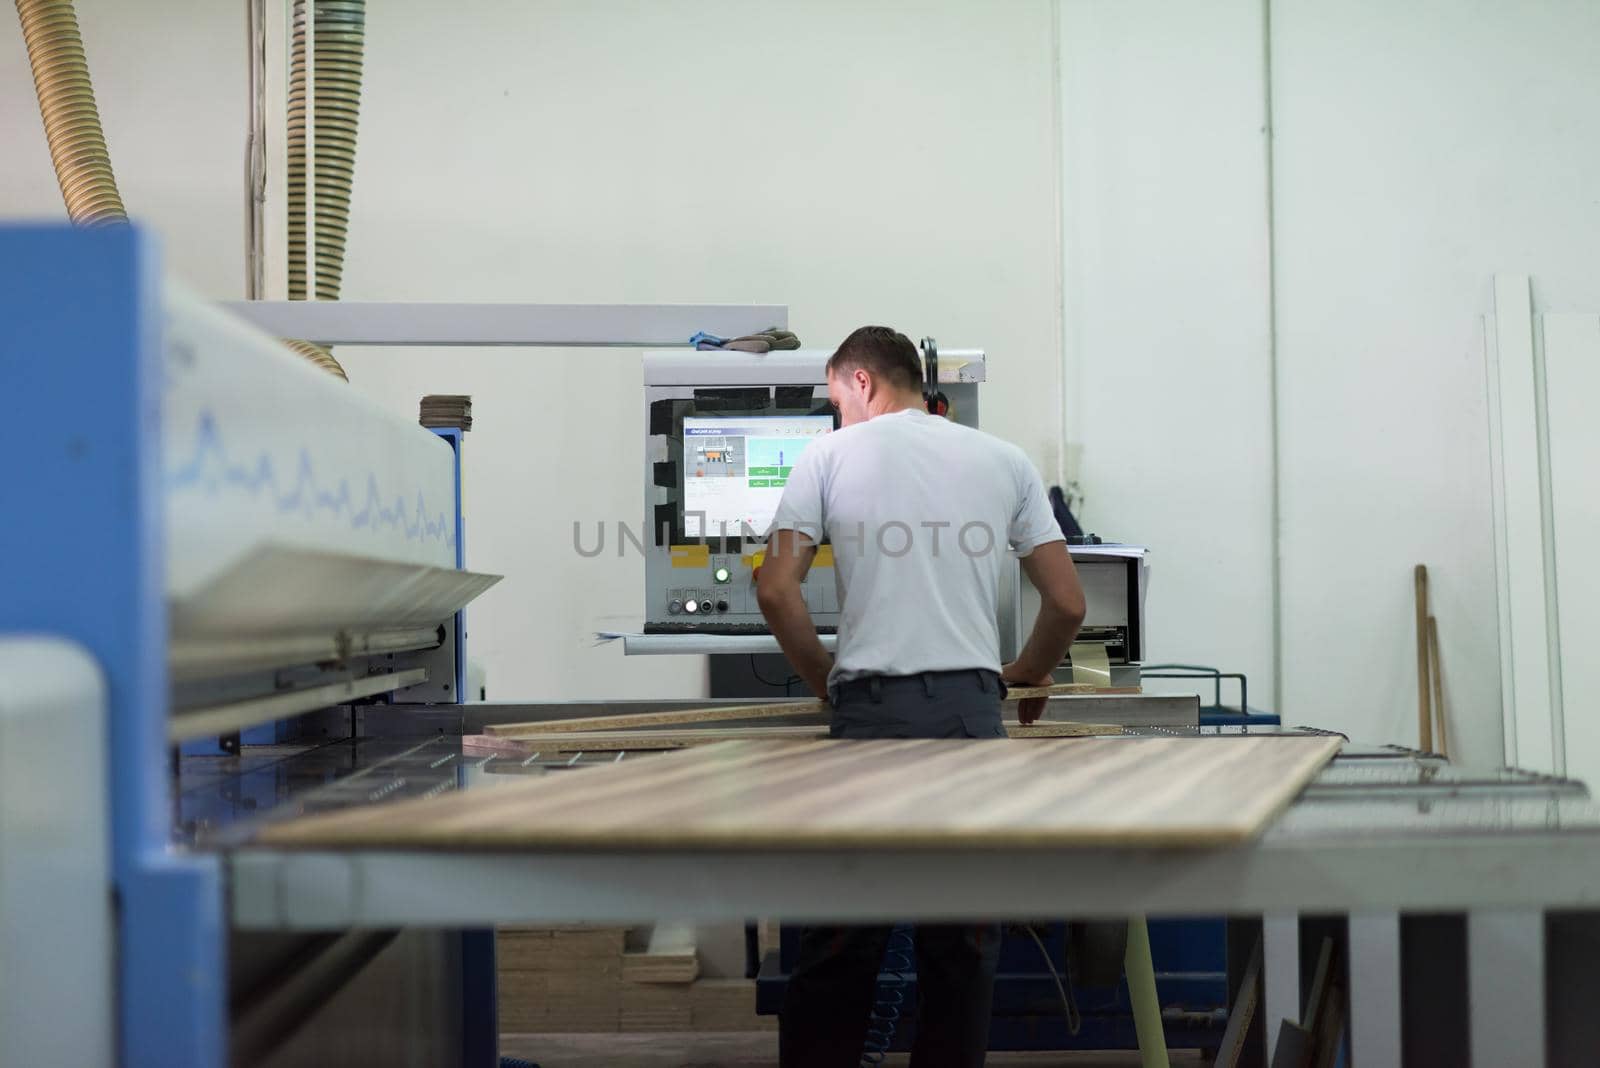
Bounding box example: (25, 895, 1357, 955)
(642, 349, 985, 637)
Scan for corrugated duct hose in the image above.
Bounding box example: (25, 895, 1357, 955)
(285, 0, 364, 381)
(14, 0, 354, 381)
(13, 0, 126, 224)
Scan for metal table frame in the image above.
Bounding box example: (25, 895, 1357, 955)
(227, 738, 1600, 1066)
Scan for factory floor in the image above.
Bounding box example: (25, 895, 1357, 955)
(500, 1034, 1208, 1067)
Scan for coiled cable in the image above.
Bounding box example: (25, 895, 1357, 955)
(860, 925, 915, 1067)
(1021, 922, 1082, 1036)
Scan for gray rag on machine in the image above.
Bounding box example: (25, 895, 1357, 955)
(694, 327, 801, 352)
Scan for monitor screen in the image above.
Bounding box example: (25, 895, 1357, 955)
(682, 415, 833, 538)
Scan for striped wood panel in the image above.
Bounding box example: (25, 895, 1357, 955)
(259, 736, 1340, 852)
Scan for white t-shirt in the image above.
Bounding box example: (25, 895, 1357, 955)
(767, 408, 1062, 686)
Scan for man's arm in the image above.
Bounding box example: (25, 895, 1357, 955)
(755, 528, 833, 698)
(1002, 541, 1087, 723)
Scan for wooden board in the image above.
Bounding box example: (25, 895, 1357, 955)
(465, 720, 1125, 754)
(259, 735, 1340, 851)
(619, 982, 693, 1031)
(497, 926, 625, 971)
(480, 684, 1139, 737)
(621, 923, 699, 983)
(690, 978, 775, 1032)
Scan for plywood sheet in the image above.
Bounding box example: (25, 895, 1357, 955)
(259, 736, 1339, 851)
(480, 684, 1137, 737)
(464, 720, 1124, 754)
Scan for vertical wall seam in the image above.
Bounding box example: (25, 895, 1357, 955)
(1050, 0, 1068, 488)
(1263, 0, 1284, 715)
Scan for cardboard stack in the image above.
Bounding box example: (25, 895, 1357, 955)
(692, 979, 775, 1033)
(497, 923, 773, 1034)
(497, 926, 624, 1033)
(419, 394, 472, 431)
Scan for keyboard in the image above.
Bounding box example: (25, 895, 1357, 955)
(643, 622, 838, 636)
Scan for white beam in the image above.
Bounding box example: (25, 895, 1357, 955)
(219, 301, 789, 347)
(1491, 275, 1556, 772)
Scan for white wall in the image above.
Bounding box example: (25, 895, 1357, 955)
(338, 0, 1063, 700)
(2, 1, 1064, 701)
(10, 2, 1596, 751)
(1058, 0, 1600, 761)
(1271, 0, 1600, 764)
(1058, 0, 1277, 709)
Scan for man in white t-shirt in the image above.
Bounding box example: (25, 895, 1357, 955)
(757, 325, 1088, 1068)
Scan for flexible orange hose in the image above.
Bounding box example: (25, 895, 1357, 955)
(15, 0, 351, 380)
(287, 0, 364, 302)
(282, 338, 350, 382)
(14, 0, 126, 224)
(283, 0, 364, 379)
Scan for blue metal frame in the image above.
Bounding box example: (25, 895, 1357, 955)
(0, 225, 223, 1065)
(430, 426, 468, 698)
(430, 426, 497, 1066)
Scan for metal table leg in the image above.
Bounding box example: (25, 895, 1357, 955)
(1262, 911, 1301, 1057)
(1469, 909, 1545, 1067)
(1348, 911, 1401, 1067)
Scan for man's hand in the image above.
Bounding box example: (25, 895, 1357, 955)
(1002, 661, 1055, 725)
(756, 529, 833, 699)
(1007, 541, 1087, 724)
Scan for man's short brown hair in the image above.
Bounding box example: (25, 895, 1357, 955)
(826, 325, 922, 393)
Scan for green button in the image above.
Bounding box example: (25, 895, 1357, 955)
(748, 479, 770, 488)
(749, 466, 778, 476)
(779, 467, 793, 477)
(771, 478, 787, 488)
(714, 567, 732, 583)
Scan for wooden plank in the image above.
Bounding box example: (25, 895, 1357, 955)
(497, 926, 625, 971)
(1414, 565, 1433, 753)
(690, 979, 776, 1032)
(1544, 314, 1600, 789)
(497, 971, 549, 1032)
(480, 684, 1138, 737)
(259, 735, 1341, 852)
(468, 720, 1125, 753)
(619, 982, 692, 1031)
(621, 922, 699, 983)
(1217, 936, 1262, 1068)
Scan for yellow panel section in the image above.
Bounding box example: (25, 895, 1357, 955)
(669, 545, 711, 569)
(743, 544, 834, 569)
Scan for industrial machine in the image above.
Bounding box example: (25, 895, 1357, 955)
(635, 346, 1156, 701)
(640, 347, 987, 638)
(0, 222, 796, 1067)
(1035, 543, 1149, 685)
(11, 224, 1600, 1068)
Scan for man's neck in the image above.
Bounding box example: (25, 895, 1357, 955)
(866, 390, 925, 419)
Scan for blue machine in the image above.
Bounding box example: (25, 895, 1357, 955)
(1, 224, 222, 1064)
(0, 224, 494, 1066)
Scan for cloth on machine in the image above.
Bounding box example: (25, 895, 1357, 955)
(690, 327, 801, 352)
